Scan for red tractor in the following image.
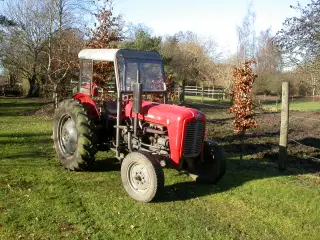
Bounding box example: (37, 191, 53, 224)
(53, 49, 226, 202)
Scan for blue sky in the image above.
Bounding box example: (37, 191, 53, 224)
(114, 0, 310, 56)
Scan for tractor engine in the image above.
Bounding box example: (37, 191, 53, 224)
(146, 123, 169, 154)
(124, 122, 170, 155)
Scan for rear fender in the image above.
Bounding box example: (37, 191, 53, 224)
(73, 93, 100, 120)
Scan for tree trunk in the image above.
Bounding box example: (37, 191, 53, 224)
(27, 75, 36, 97)
(312, 84, 315, 102)
(27, 74, 39, 97)
(179, 80, 185, 103)
(239, 130, 245, 161)
(53, 83, 58, 109)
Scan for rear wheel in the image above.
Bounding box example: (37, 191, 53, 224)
(121, 152, 164, 202)
(53, 99, 97, 170)
(189, 140, 226, 184)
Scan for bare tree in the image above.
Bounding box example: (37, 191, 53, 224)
(40, 0, 84, 106)
(274, 1, 320, 96)
(275, 1, 320, 66)
(236, 4, 256, 63)
(235, 5, 285, 96)
(293, 61, 320, 98)
(0, 0, 49, 96)
(0, 0, 93, 98)
(213, 62, 234, 91)
(162, 31, 220, 86)
(254, 28, 283, 95)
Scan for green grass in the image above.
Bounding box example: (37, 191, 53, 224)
(262, 100, 320, 111)
(185, 95, 319, 112)
(185, 95, 230, 104)
(0, 97, 319, 239)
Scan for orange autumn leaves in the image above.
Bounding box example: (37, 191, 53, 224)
(229, 61, 258, 135)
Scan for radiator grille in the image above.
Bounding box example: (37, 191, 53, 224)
(183, 121, 205, 157)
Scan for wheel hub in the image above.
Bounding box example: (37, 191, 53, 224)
(129, 164, 150, 192)
(58, 115, 77, 156)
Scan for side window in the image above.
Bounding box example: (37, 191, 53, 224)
(79, 59, 93, 94)
(125, 62, 138, 91)
(80, 59, 93, 86)
(117, 57, 126, 91)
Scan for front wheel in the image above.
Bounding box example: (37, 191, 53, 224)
(121, 152, 164, 202)
(189, 140, 226, 184)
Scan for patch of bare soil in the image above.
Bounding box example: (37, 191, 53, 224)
(204, 107, 320, 173)
(26, 101, 54, 119)
(33, 103, 54, 117)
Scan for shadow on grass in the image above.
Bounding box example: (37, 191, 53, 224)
(298, 137, 320, 149)
(0, 152, 51, 160)
(222, 142, 277, 155)
(157, 133, 319, 202)
(0, 99, 52, 117)
(0, 133, 50, 138)
(87, 149, 319, 203)
(157, 155, 319, 202)
(89, 158, 121, 172)
(213, 132, 281, 145)
(0, 132, 52, 149)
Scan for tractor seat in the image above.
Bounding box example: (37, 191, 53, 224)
(103, 101, 117, 115)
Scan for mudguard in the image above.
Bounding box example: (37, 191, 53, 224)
(73, 93, 100, 120)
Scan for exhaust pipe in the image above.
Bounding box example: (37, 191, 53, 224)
(133, 70, 142, 137)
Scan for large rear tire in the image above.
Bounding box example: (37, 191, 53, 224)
(121, 152, 164, 202)
(53, 99, 97, 170)
(190, 140, 226, 184)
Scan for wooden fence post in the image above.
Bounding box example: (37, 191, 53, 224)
(278, 82, 289, 171)
(201, 86, 204, 103)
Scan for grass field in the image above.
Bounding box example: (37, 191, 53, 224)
(0, 97, 319, 240)
(262, 101, 320, 111)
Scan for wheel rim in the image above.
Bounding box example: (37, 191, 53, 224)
(58, 114, 78, 157)
(127, 162, 150, 193)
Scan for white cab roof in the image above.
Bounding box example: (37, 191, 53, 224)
(78, 49, 119, 61)
(78, 49, 162, 62)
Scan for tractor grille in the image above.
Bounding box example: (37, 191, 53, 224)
(183, 121, 205, 157)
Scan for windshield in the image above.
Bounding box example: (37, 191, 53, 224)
(117, 58, 165, 92)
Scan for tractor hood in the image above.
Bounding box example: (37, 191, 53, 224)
(125, 101, 206, 167)
(124, 101, 206, 126)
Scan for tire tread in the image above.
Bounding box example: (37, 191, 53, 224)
(53, 99, 97, 171)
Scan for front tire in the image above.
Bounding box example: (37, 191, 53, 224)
(121, 152, 164, 202)
(53, 99, 97, 170)
(190, 140, 226, 184)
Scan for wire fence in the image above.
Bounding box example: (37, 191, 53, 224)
(288, 114, 320, 162)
